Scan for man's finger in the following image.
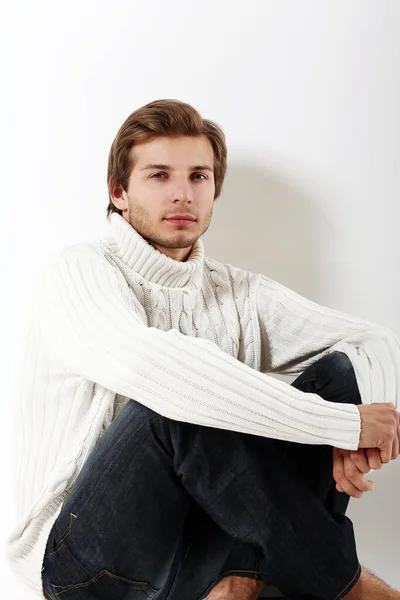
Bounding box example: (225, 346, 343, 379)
(391, 429, 399, 460)
(333, 449, 363, 498)
(343, 455, 375, 493)
(393, 414, 400, 460)
(366, 448, 383, 470)
(397, 419, 400, 456)
(337, 476, 363, 498)
(350, 449, 370, 474)
(379, 440, 393, 465)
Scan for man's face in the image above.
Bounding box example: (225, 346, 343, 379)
(112, 135, 216, 261)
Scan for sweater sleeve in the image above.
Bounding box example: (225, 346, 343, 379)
(256, 274, 400, 412)
(37, 247, 363, 449)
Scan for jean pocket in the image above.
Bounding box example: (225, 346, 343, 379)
(49, 570, 158, 598)
(44, 512, 78, 560)
(42, 508, 159, 599)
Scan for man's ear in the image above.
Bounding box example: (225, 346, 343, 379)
(110, 182, 127, 211)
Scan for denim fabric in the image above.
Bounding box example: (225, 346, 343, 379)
(42, 351, 362, 600)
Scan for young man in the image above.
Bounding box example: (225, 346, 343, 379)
(5, 99, 400, 600)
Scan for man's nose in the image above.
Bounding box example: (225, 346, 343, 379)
(170, 178, 193, 202)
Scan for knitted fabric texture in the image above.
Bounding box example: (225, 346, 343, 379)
(5, 212, 400, 596)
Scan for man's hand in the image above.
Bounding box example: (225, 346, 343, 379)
(357, 403, 400, 463)
(333, 448, 377, 498)
(335, 402, 400, 498)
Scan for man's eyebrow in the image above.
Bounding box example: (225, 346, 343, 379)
(140, 164, 214, 172)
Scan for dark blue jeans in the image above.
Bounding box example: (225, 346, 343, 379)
(42, 351, 362, 600)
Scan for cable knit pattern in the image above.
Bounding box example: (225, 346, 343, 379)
(5, 212, 400, 597)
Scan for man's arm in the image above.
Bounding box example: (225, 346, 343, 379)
(36, 246, 363, 449)
(255, 272, 400, 488)
(255, 272, 400, 412)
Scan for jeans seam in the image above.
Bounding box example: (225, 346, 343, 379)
(50, 569, 157, 595)
(44, 513, 78, 559)
(215, 569, 262, 581)
(334, 563, 362, 600)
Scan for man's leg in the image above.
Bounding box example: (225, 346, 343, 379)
(264, 349, 361, 528)
(196, 350, 363, 600)
(159, 352, 362, 600)
(41, 399, 194, 600)
(42, 351, 368, 600)
(284, 352, 400, 599)
(204, 351, 399, 600)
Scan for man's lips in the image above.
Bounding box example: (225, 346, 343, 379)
(165, 217, 196, 225)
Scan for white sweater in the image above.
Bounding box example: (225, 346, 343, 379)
(5, 212, 400, 596)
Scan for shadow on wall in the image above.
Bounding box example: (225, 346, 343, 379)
(203, 160, 335, 302)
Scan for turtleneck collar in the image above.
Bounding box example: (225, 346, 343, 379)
(101, 212, 205, 289)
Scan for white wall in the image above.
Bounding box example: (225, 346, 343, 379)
(1, 0, 399, 597)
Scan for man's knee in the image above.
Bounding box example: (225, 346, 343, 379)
(313, 351, 361, 404)
(318, 350, 352, 370)
(316, 350, 357, 382)
(292, 350, 361, 405)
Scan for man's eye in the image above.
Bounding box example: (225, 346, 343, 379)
(150, 172, 206, 180)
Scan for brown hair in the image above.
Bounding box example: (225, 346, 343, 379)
(106, 99, 227, 220)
